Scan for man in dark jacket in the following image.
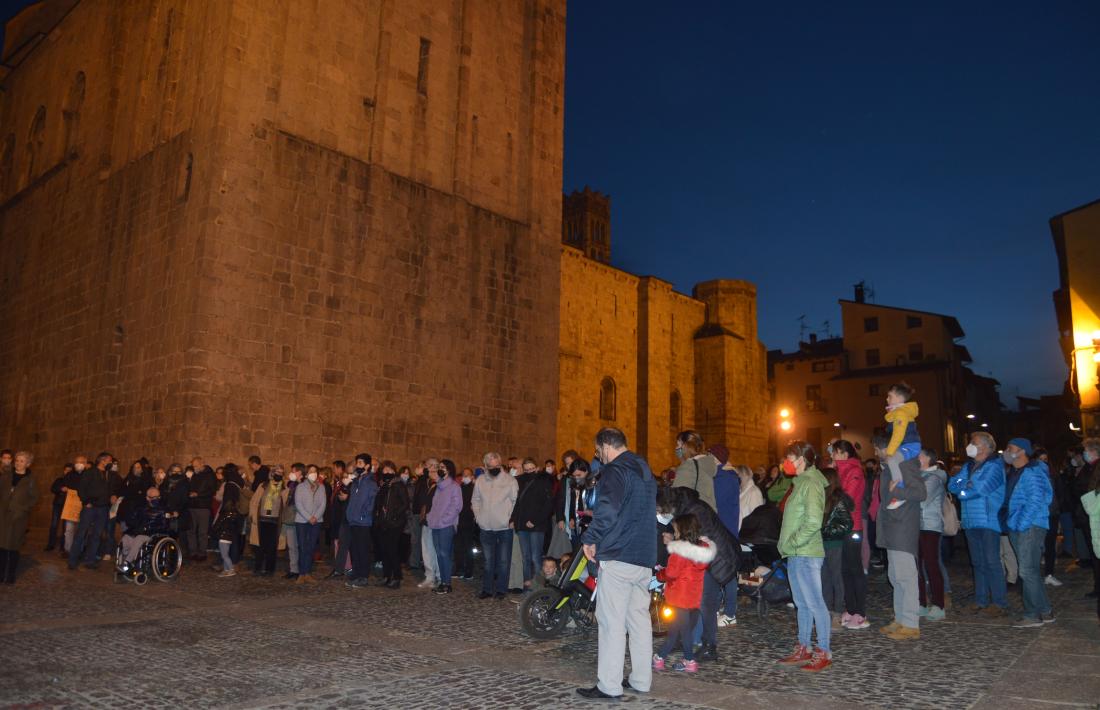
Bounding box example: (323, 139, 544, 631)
(68, 452, 113, 570)
(511, 458, 555, 590)
(187, 457, 216, 561)
(577, 427, 658, 701)
(345, 463, 379, 588)
(46, 463, 74, 551)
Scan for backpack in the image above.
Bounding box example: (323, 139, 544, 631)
(942, 495, 960, 536)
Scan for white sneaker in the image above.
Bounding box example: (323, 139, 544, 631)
(417, 578, 437, 588)
(717, 613, 737, 627)
(218, 569, 237, 578)
(885, 498, 904, 510)
(102, 554, 112, 561)
(1044, 575, 1063, 587)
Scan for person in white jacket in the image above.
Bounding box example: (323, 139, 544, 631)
(736, 465, 764, 528)
(471, 451, 517, 599)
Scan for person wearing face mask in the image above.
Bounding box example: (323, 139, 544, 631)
(120, 486, 169, 564)
(68, 452, 114, 571)
(428, 459, 463, 594)
(249, 464, 288, 576)
(454, 467, 478, 580)
(344, 456, 379, 589)
(293, 464, 327, 582)
(671, 430, 718, 511)
(1000, 438, 1055, 627)
(49, 462, 77, 554)
(949, 432, 1009, 615)
(1078, 439, 1100, 621)
(771, 441, 832, 671)
(1071, 442, 1099, 578)
(59, 457, 88, 557)
(325, 458, 355, 579)
(1058, 447, 1083, 561)
(377, 461, 410, 588)
(1075, 439, 1100, 602)
(472, 451, 518, 600)
(510, 458, 555, 593)
(280, 464, 304, 579)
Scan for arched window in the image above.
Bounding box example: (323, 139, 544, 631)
(599, 377, 616, 421)
(670, 389, 682, 431)
(25, 106, 46, 185)
(63, 71, 86, 159)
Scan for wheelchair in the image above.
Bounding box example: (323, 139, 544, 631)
(114, 533, 183, 584)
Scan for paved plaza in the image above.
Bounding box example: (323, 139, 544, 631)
(1, 529, 1098, 709)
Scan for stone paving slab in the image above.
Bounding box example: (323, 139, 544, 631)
(2, 531, 1098, 710)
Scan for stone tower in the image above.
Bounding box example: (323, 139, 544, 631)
(0, 0, 566, 516)
(561, 186, 611, 264)
(692, 280, 769, 465)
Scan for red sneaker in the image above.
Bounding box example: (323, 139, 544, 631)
(800, 648, 832, 672)
(776, 644, 812, 666)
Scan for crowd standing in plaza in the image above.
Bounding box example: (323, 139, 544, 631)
(1, 381, 1099, 699)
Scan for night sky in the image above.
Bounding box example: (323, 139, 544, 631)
(3, 2, 1097, 401)
(564, 1, 1100, 401)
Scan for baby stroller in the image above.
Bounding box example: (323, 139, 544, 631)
(738, 553, 792, 619)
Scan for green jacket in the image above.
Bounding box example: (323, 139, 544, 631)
(765, 474, 792, 504)
(778, 467, 826, 558)
(1082, 490, 1100, 555)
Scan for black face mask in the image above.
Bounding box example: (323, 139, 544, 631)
(488, 467, 502, 476)
(382, 473, 395, 482)
(273, 474, 283, 482)
(355, 467, 366, 474)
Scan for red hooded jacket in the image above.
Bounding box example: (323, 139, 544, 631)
(836, 457, 866, 532)
(657, 537, 716, 609)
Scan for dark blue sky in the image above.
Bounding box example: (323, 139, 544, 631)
(564, 1, 1100, 401)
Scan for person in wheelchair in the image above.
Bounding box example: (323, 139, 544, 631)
(120, 487, 169, 564)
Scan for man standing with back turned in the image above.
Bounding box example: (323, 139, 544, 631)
(577, 427, 658, 701)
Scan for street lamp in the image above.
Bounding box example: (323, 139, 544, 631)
(966, 414, 976, 420)
(981, 423, 989, 428)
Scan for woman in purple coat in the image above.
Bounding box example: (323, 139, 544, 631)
(428, 459, 463, 594)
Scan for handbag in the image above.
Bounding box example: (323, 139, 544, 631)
(942, 495, 960, 536)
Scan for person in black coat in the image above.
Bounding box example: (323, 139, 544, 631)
(657, 486, 739, 662)
(46, 463, 74, 551)
(511, 458, 555, 590)
(454, 467, 478, 579)
(377, 461, 410, 588)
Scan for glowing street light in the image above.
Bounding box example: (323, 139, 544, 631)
(966, 414, 976, 420)
(779, 408, 791, 419)
(779, 420, 793, 432)
(981, 423, 989, 428)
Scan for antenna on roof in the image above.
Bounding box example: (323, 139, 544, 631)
(822, 320, 833, 338)
(866, 283, 876, 303)
(797, 315, 807, 342)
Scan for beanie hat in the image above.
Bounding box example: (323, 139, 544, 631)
(1007, 438, 1032, 456)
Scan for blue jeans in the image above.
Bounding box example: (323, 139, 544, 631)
(658, 607, 699, 661)
(699, 570, 721, 646)
(432, 526, 456, 584)
(1009, 526, 1051, 619)
(68, 505, 108, 568)
(480, 528, 513, 594)
(517, 530, 545, 585)
(966, 527, 1007, 608)
(296, 522, 321, 574)
(788, 556, 830, 652)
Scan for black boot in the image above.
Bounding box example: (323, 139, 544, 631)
(2, 550, 18, 583)
(698, 644, 719, 662)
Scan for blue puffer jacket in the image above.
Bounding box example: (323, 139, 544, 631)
(345, 476, 378, 527)
(948, 457, 1005, 532)
(1006, 460, 1053, 532)
(713, 465, 741, 539)
(581, 450, 658, 569)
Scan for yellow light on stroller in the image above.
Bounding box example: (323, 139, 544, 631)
(661, 606, 673, 619)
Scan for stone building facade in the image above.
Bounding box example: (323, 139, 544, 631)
(557, 196, 769, 473)
(0, 0, 565, 491)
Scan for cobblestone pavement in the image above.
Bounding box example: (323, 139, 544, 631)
(2, 531, 1098, 709)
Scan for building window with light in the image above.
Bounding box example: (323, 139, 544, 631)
(600, 377, 616, 421)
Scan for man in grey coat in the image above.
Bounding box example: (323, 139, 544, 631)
(873, 433, 927, 640)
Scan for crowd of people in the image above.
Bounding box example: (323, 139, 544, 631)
(1, 381, 1099, 699)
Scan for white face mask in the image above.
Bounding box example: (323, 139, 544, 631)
(545, 467, 553, 474)
(463, 477, 473, 484)
(186, 471, 194, 479)
(965, 444, 979, 459)
(343, 476, 352, 485)
(656, 513, 673, 525)
(288, 473, 300, 482)
(307, 472, 318, 483)
(1085, 451, 1099, 465)
(400, 474, 410, 483)
(74, 463, 86, 472)
(509, 468, 518, 477)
